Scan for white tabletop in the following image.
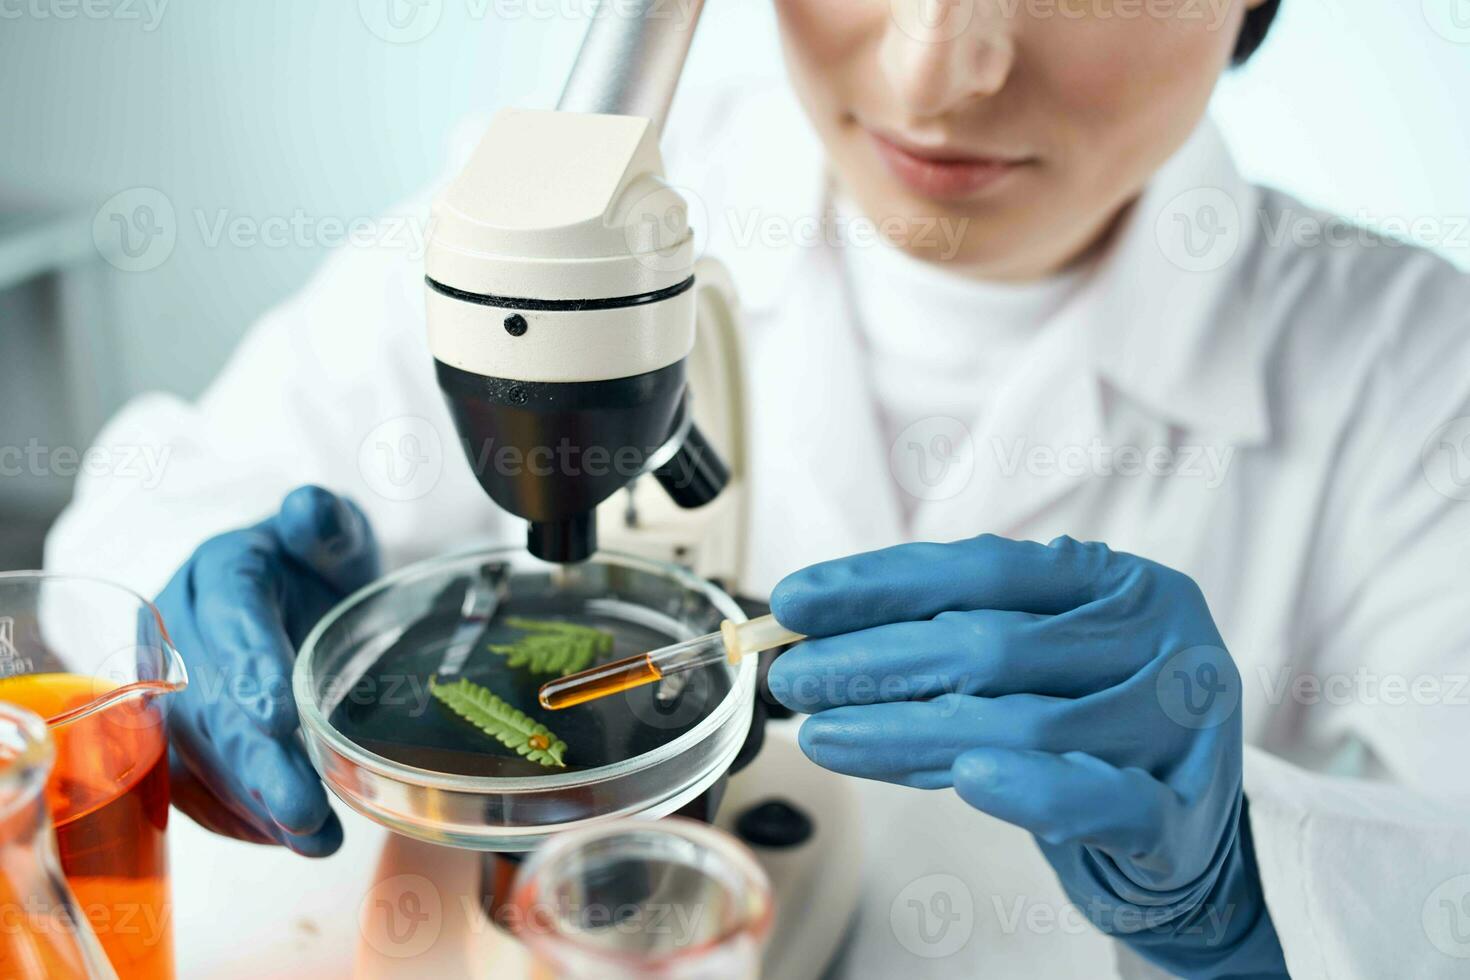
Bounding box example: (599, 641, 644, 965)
(169, 719, 1118, 979)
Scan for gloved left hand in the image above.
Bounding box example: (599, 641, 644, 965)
(766, 534, 1287, 978)
(155, 486, 380, 855)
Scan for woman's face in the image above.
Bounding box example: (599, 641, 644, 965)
(773, 0, 1266, 279)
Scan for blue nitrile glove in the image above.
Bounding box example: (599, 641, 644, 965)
(155, 486, 380, 856)
(766, 535, 1287, 978)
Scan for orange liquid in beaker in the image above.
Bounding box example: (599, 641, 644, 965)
(0, 673, 174, 979)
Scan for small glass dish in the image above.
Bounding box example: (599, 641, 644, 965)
(293, 549, 755, 851)
(511, 817, 773, 979)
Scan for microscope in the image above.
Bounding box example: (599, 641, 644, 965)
(423, 0, 730, 565)
(403, 7, 860, 977)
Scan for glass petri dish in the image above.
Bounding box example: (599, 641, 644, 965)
(510, 817, 773, 979)
(293, 549, 755, 851)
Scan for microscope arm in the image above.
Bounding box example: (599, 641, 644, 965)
(557, 0, 708, 132)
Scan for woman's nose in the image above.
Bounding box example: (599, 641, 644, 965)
(880, 0, 1016, 118)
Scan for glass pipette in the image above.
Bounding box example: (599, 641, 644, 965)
(538, 615, 804, 710)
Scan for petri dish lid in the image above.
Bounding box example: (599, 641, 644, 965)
(293, 548, 755, 851)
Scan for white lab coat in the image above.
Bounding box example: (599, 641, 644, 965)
(46, 81, 1470, 979)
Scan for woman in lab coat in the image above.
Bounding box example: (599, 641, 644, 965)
(46, 0, 1470, 976)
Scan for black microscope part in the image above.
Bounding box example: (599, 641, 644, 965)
(435, 358, 729, 564)
(735, 799, 815, 849)
(426, 274, 695, 312)
(653, 419, 730, 509)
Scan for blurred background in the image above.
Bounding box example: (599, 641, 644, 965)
(3, 0, 1469, 568)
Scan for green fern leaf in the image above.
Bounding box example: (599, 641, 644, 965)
(428, 676, 567, 768)
(488, 617, 614, 676)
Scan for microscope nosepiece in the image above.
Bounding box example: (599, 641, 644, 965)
(528, 513, 598, 564)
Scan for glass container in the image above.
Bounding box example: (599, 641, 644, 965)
(0, 572, 185, 979)
(510, 817, 772, 979)
(0, 702, 118, 979)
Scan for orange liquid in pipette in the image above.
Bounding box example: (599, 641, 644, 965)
(539, 653, 663, 710)
(0, 673, 174, 979)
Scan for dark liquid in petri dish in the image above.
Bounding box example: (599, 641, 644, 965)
(328, 585, 732, 778)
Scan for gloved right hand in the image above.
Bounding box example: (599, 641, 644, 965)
(155, 485, 380, 855)
(766, 535, 1287, 978)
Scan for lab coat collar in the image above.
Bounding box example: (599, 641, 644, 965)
(740, 234, 908, 590)
(721, 94, 1272, 448)
(1078, 121, 1273, 447)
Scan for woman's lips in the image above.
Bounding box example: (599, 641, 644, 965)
(867, 129, 1032, 200)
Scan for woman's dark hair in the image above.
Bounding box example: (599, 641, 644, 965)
(1233, 0, 1282, 64)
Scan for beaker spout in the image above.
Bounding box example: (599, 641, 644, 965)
(44, 677, 183, 729)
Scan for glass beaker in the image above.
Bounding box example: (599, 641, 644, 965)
(0, 573, 187, 979)
(0, 702, 117, 979)
(510, 818, 773, 979)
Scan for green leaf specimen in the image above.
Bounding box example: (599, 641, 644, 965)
(428, 675, 567, 768)
(488, 617, 614, 676)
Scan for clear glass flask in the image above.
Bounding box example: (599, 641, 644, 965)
(0, 702, 117, 979)
(0, 572, 187, 978)
(510, 818, 772, 979)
